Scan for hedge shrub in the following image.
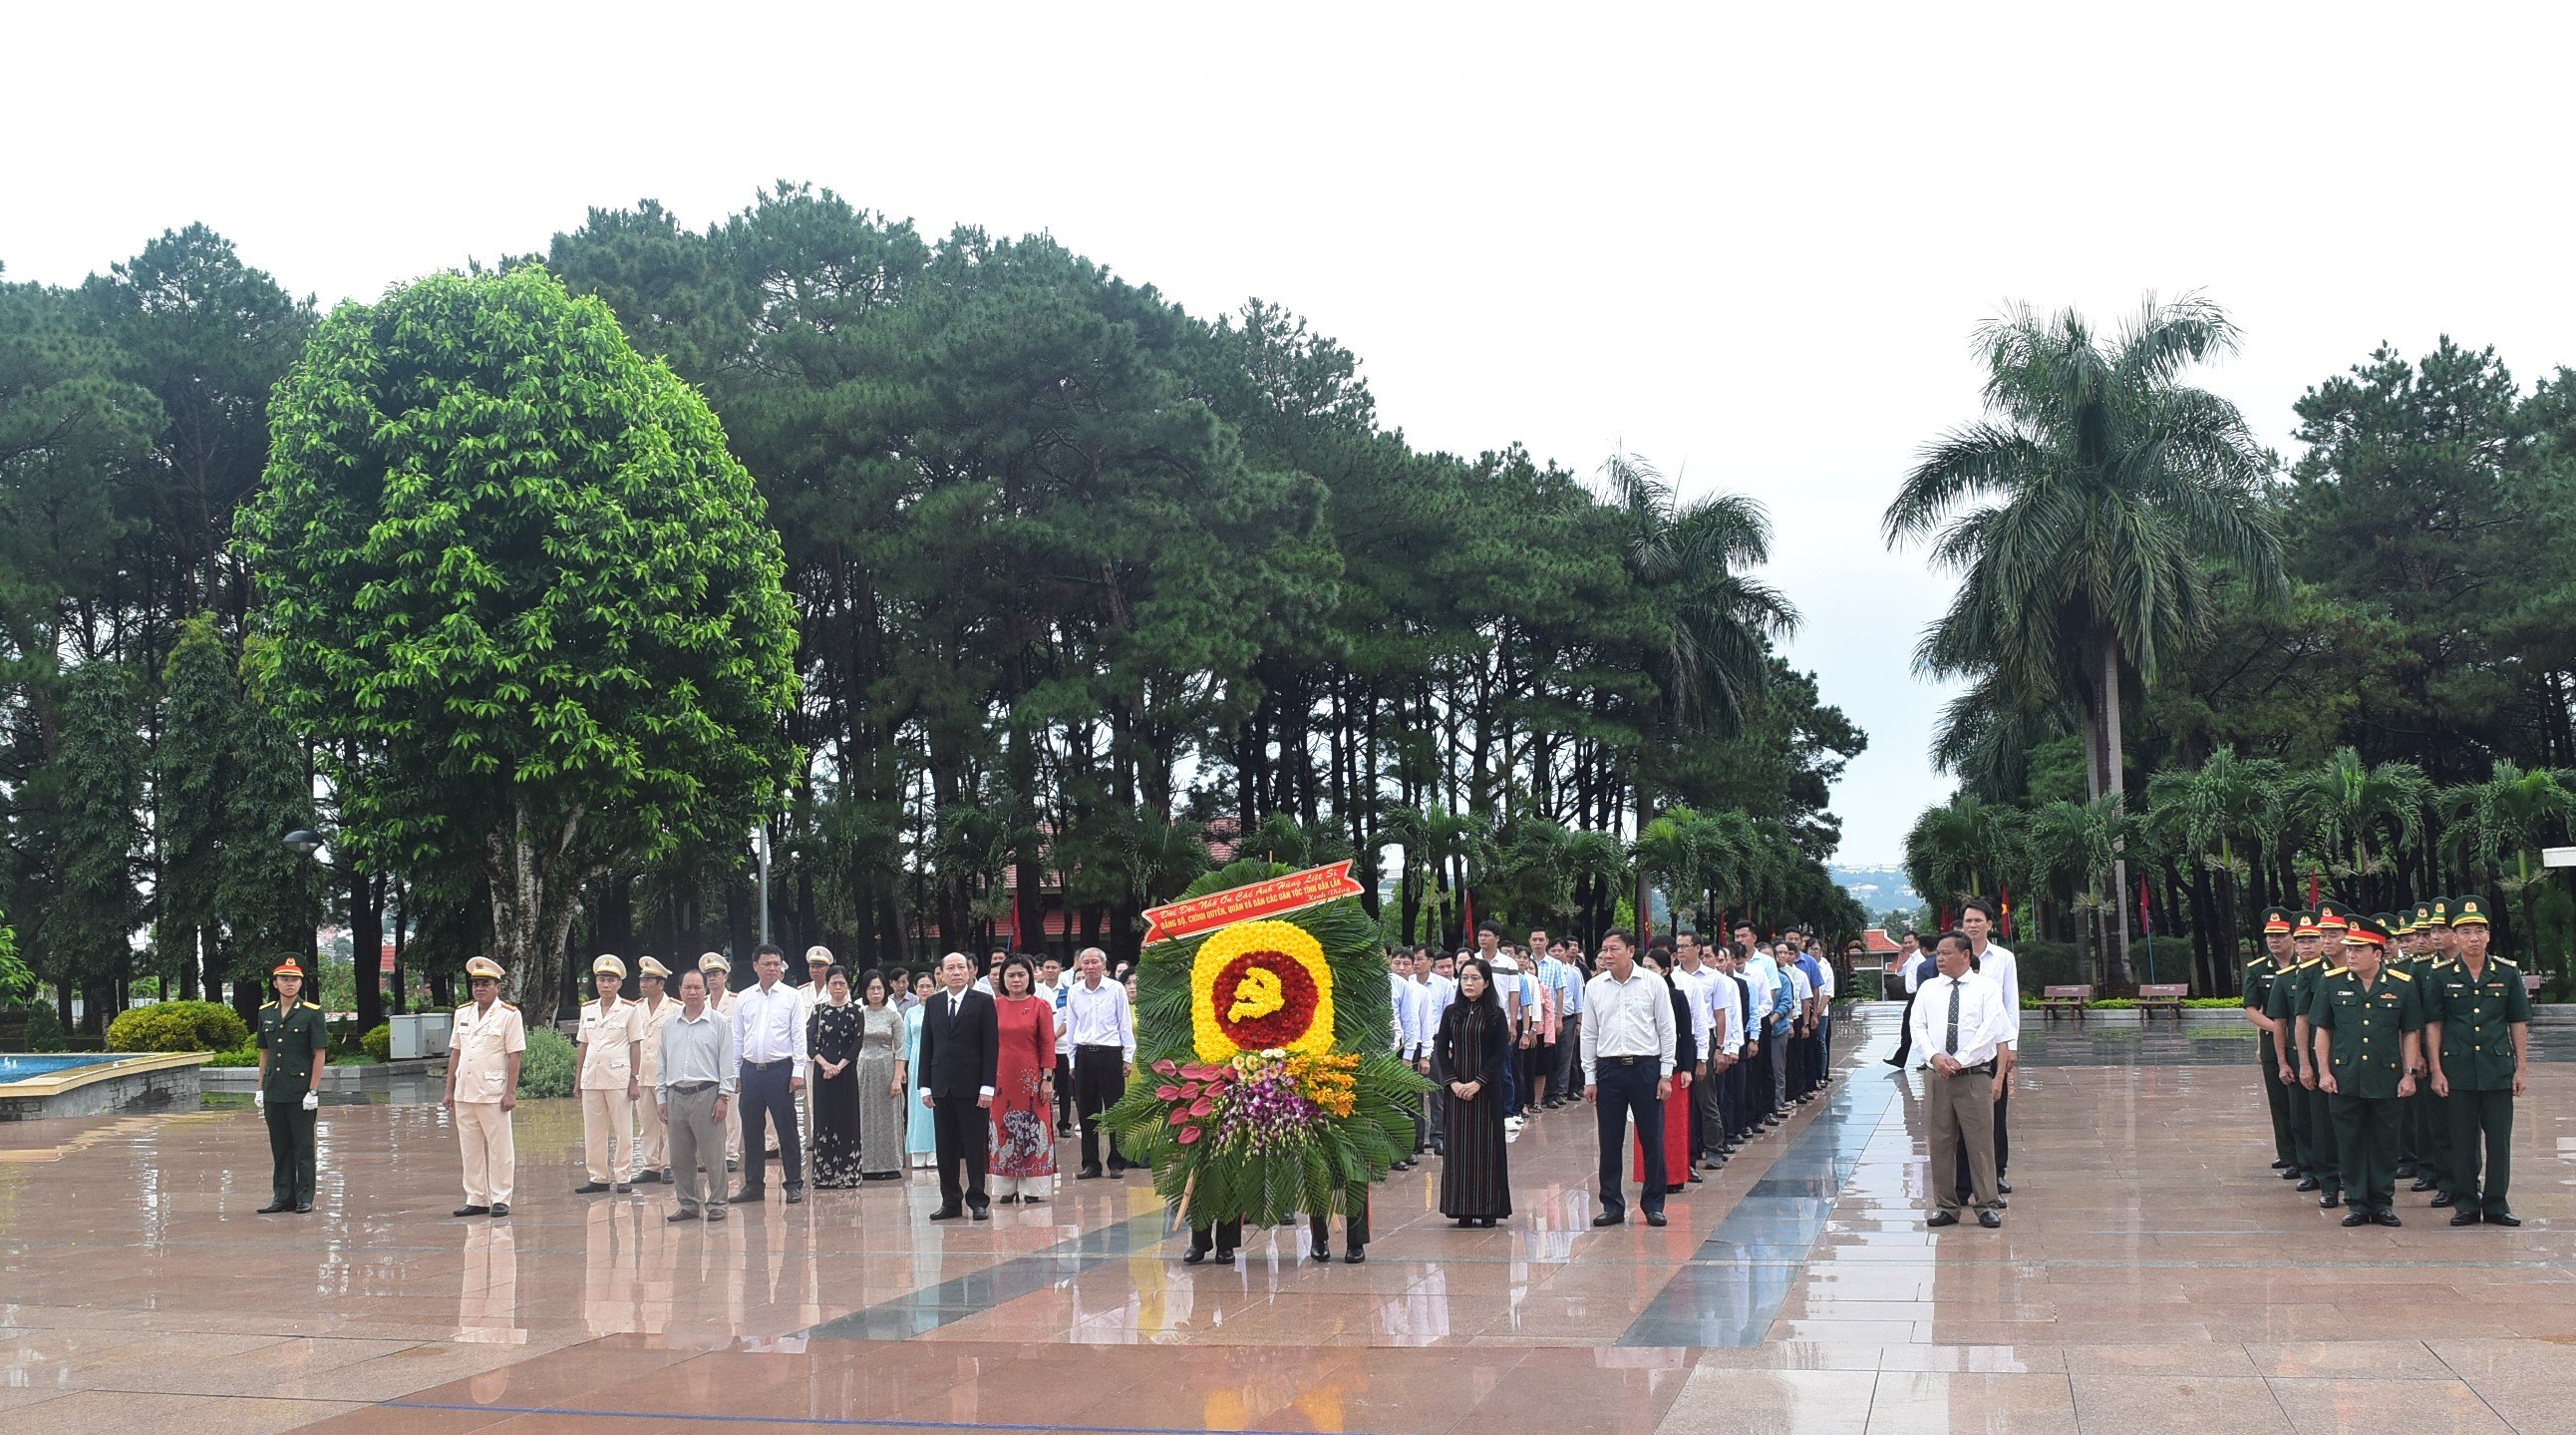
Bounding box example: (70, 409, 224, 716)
(204, 1045, 262, 1068)
(361, 1023, 392, 1062)
(106, 999, 250, 1053)
(22, 1003, 66, 1052)
(517, 1025, 576, 1098)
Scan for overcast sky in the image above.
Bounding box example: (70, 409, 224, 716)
(8, 3, 2574, 863)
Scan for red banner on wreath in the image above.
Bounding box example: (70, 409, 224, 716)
(1142, 861, 1366, 945)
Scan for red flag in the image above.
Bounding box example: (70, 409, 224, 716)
(1461, 889, 1475, 947)
(2307, 872, 2321, 908)
(2138, 876, 2153, 935)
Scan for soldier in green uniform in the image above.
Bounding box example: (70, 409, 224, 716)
(2424, 895, 2531, 1226)
(2296, 905, 2352, 1207)
(2244, 906, 2300, 1179)
(2409, 899, 2457, 1198)
(2269, 911, 2328, 1195)
(2311, 915, 2423, 1227)
(2383, 910, 2426, 1186)
(256, 956, 329, 1214)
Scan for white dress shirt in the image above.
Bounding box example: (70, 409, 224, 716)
(1971, 941, 2022, 1047)
(1062, 976, 1134, 1063)
(732, 979, 809, 1065)
(1669, 964, 1715, 1059)
(1901, 952, 1928, 992)
(1707, 965, 1745, 1057)
(1742, 952, 1781, 1035)
(1909, 968, 2013, 1069)
(1581, 965, 1678, 1082)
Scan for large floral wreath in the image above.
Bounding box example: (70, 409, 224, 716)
(1105, 860, 1429, 1228)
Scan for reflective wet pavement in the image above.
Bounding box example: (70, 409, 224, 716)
(4, 1010, 2572, 1432)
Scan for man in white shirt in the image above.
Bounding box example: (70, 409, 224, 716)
(1062, 947, 1134, 1180)
(1677, 935, 1737, 1165)
(729, 944, 809, 1205)
(1038, 956, 1074, 1137)
(1910, 930, 2011, 1226)
(1888, 931, 1931, 1068)
(1736, 925, 1786, 1127)
(1958, 899, 2021, 1203)
(1581, 930, 1677, 1228)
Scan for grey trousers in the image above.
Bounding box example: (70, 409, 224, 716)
(665, 1084, 729, 1214)
(1925, 1065, 2000, 1215)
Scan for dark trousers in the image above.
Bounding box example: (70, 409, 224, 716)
(1553, 1014, 1582, 1097)
(1054, 1053, 1077, 1131)
(1692, 1055, 1724, 1159)
(2306, 1078, 2340, 1194)
(1593, 1059, 1666, 1218)
(1721, 1058, 1749, 1142)
(1187, 1220, 1242, 1257)
(932, 1094, 989, 1210)
(2408, 1085, 2449, 1185)
(1500, 1038, 1519, 1115)
(1953, 1085, 2010, 1201)
(1309, 1182, 1372, 1254)
(736, 1060, 804, 1190)
(1075, 1044, 1127, 1171)
(2330, 1091, 2403, 1215)
(1890, 983, 1921, 1065)
(2445, 1088, 2515, 1216)
(264, 1098, 317, 1207)
(2258, 1032, 2297, 1167)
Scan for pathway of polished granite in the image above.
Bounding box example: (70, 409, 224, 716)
(5, 1006, 2574, 1432)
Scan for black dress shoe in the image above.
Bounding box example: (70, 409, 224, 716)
(613, 1183, 632, 1195)
(2396, 1164, 2416, 1180)
(1644, 1211, 1668, 1228)
(1344, 1249, 1366, 1263)
(2270, 1160, 2293, 1171)
(2340, 1210, 2372, 1227)
(2321, 1193, 2342, 1209)
(1310, 1245, 1333, 1262)
(1076, 1166, 1105, 1180)
(453, 1205, 491, 1218)
(1977, 1210, 2002, 1229)
(2449, 1208, 2483, 1226)
(257, 1202, 292, 1215)
(574, 1182, 610, 1195)
(1926, 1211, 1960, 1228)
(928, 1206, 962, 1221)
(1687, 1172, 1705, 1184)
(2279, 1167, 2303, 1180)
(668, 1209, 701, 1223)
(488, 1203, 509, 1217)
(2486, 1211, 2521, 1227)
(969, 1205, 989, 1221)
(1181, 1247, 1205, 1264)
(1997, 1180, 2013, 1195)
(785, 1188, 804, 1205)
(2411, 1177, 2438, 1192)
(1591, 1212, 1624, 1227)
(2296, 1176, 2320, 1192)
(296, 1202, 313, 1213)
(2374, 1211, 2402, 1228)
(2429, 1192, 2454, 1208)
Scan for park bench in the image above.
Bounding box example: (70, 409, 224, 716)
(2525, 973, 2546, 997)
(2036, 984, 2093, 1022)
(2136, 983, 2190, 1020)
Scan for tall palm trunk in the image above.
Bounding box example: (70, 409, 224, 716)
(2083, 630, 2134, 988)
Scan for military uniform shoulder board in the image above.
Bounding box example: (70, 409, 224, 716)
(260, 1000, 278, 1010)
(2244, 956, 2265, 968)
(2390, 968, 2414, 982)
(501, 1001, 519, 1010)
(2494, 957, 2520, 969)
(2324, 965, 2349, 978)
(301, 1001, 323, 1010)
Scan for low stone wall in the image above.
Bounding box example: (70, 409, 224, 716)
(199, 1058, 445, 1094)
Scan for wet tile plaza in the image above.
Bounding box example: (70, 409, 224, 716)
(5, 1010, 2573, 1433)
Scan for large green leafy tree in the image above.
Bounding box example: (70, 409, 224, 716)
(1886, 295, 2283, 985)
(238, 268, 799, 1018)
(25, 661, 147, 1032)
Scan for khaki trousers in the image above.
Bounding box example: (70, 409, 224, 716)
(457, 1099, 515, 1205)
(665, 1084, 727, 1213)
(582, 1087, 636, 1183)
(635, 1083, 668, 1177)
(1925, 1065, 1999, 1215)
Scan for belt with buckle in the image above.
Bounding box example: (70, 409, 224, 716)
(744, 1058, 792, 1071)
(670, 1080, 717, 1094)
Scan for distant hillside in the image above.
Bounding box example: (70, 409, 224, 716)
(1831, 865, 1919, 923)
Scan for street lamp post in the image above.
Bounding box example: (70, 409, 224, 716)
(283, 828, 326, 962)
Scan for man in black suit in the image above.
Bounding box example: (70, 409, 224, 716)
(916, 951, 1001, 1220)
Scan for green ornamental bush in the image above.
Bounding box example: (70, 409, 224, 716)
(360, 1023, 392, 1061)
(204, 1045, 262, 1068)
(23, 1003, 66, 1051)
(106, 999, 250, 1053)
(516, 1025, 576, 1098)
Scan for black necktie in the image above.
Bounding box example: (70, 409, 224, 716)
(950, 995, 961, 1019)
(1945, 981, 1961, 1056)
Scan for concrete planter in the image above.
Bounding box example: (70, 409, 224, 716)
(0, 1052, 208, 1121)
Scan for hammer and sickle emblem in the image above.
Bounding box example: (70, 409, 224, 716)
(1227, 965, 1286, 1022)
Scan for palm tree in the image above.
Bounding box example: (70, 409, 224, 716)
(2298, 748, 2431, 910)
(1903, 793, 2025, 917)
(2143, 745, 2284, 970)
(1884, 294, 2283, 986)
(2025, 796, 2135, 983)
(2445, 761, 2576, 960)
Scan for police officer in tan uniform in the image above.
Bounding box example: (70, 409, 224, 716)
(630, 956, 677, 1185)
(445, 955, 527, 1218)
(576, 953, 645, 1194)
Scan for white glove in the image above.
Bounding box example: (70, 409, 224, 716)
(302, 1091, 319, 1112)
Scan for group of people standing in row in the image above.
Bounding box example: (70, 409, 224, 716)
(409, 942, 1136, 1224)
(2245, 897, 2533, 1228)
